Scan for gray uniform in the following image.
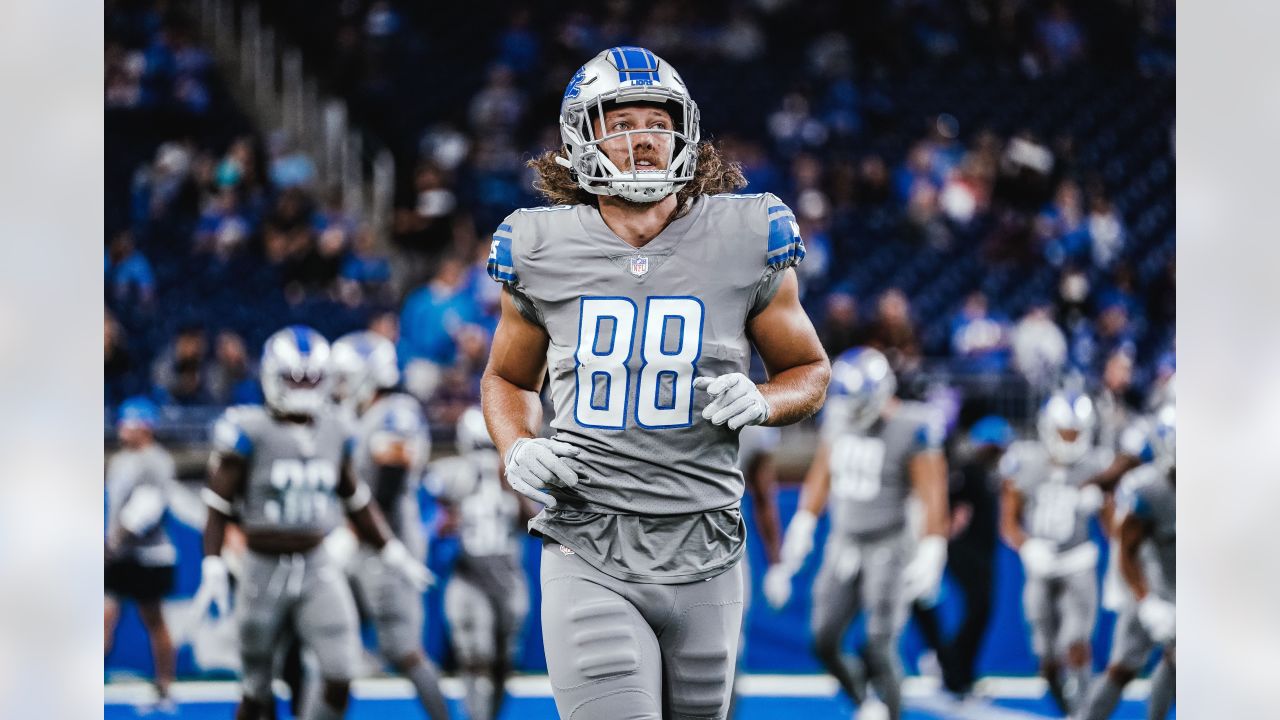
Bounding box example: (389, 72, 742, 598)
(212, 406, 362, 698)
(106, 445, 177, 568)
(348, 393, 431, 661)
(811, 402, 942, 717)
(488, 192, 804, 719)
(1108, 463, 1176, 669)
(436, 452, 529, 663)
(1001, 441, 1106, 657)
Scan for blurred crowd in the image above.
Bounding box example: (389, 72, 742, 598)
(106, 0, 1175, 432)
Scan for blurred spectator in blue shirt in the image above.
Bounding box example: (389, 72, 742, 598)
(1037, 179, 1088, 266)
(207, 330, 261, 405)
(194, 187, 252, 260)
(268, 131, 318, 190)
(106, 231, 156, 309)
(399, 255, 486, 371)
(151, 325, 212, 406)
(496, 8, 540, 74)
(950, 292, 1011, 375)
(1034, 1, 1087, 73)
(339, 225, 395, 307)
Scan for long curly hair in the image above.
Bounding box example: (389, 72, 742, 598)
(527, 141, 748, 209)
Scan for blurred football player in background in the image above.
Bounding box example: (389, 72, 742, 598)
(763, 347, 948, 720)
(729, 423, 784, 719)
(483, 46, 829, 719)
(430, 407, 532, 720)
(1079, 401, 1175, 720)
(105, 397, 178, 712)
(194, 326, 431, 720)
(1000, 391, 1107, 715)
(329, 331, 449, 720)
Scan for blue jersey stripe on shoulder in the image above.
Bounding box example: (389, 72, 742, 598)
(767, 205, 787, 213)
(498, 224, 513, 233)
(487, 229, 518, 284)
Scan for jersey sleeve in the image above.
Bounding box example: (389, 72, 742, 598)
(908, 407, 946, 457)
(748, 194, 806, 316)
(763, 194, 806, 271)
(998, 442, 1032, 490)
(486, 213, 520, 287)
(211, 407, 254, 457)
(369, 400, 431, 468)
(486, 211, 545, 325)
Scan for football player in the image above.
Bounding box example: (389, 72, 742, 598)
(329, 331, 449, 720)
(762, 347, 949, 720)
(105, 397, 178, 711)
(481, 46, 830, 720)
(193, 326, 431, 720)
(432, 407, 532, 720)
(999, 391, 1108, 715)
(1078, 402, 1175, 720)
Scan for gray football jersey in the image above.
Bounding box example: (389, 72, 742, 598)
(212, 405, 353, 535)
(106, 444, 177, 566)
(486, 193, 806, 582)
(1125, 463, 1175, 599)
(821, 400, 944, 538)
(1001, 441, 1106, 552)
(350, 393, 430, 552)
(432, 451, 523, 589)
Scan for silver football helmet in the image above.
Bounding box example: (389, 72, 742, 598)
(1037, 391, 1096, 465)
(828, 347, 897, 431)
(329, 330, 400, 411)
(557, 46, 700, 203)
(261, 326, 332, 416)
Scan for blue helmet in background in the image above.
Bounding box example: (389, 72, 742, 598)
(828, 346, 897, 431)
(118, 396, 160, 429)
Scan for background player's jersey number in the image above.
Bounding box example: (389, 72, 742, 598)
(575, 296, 704, 430)
(266, 458, 337, 524)
(830, 435, 886, 501)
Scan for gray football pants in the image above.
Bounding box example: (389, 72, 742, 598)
(445, 571, 529, 667)
(351, 549, 425, 662)
(540, 541, 745, 720)
(236, 547, 360, 702)
(1023, 566, 1098, 659)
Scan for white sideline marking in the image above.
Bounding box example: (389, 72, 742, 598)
(104, 674, 1154, 704)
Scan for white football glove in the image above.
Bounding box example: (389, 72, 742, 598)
(504, 437, 582, 508)
(1076, 484, 1105, 513)
(763, 564, 796, 610)
(903, 535, 948, 605)
(381, 539, 435, 592)
(1019, 537, 1057, 579)
(191, 555, 231, 621)
(1137, 596, 1176, 643)
(694, 373, 770, 430)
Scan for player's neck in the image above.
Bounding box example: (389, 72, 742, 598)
(597, 193, 679, 248)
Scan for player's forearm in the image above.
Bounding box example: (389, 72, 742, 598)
(348, 503, 393, 549)
(758, 358, 830, 426)
(1089, 454, 1140, 492)
(747, 469, 783, 564)
(998, 485, 1027, 549)
(912, 452, 950, 537)
(1118, 518, 1150, 599)
(796, 443, 831, 517)
(202, 511, 228, 558)
(480, 371, 544, 460)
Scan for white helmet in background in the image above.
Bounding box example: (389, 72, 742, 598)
(455, 405, 495, 454)
(330, 331, 399, 411)
(827, 347, 898, 431)
(261, 325, 332, 416)
(1037, 391, 1096, 465)
(557, 46, 701, 203)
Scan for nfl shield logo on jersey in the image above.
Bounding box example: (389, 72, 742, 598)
(629, 255, 649, 277)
